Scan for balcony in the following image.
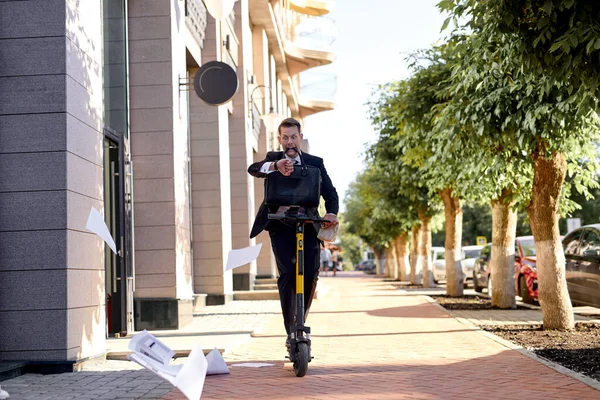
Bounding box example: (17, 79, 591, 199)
(298, 68, 337, 118)
(184, 0, 208, 65)
(278, 5, 337, 75)
(289, 0, 334, 16)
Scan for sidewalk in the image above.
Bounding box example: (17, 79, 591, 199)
(2, 272, 599, 399)
(168, 272, 599, 400)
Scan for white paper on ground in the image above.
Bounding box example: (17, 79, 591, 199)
(0, 385, 9, 399)
(127, 352, 182, 386)
(128, 330, 175, 366)
(205, 347, 229, 375)
(231, 362, 274, 368)
(224, 243, 262, 271)
(174, 343, 208, 400)
(85, 207, 117, 254)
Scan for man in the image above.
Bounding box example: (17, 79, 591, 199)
(247, 117, 339, 348)
(320, 245, 332, 277)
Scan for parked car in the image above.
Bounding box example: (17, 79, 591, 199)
(472, 244, 491, 293)
(461, 245, 484, 286)
(563, 224, 600, 307)
(355, 259, 376, 273)
(431, 246, 446, 283)
(472, 237, 538, 304)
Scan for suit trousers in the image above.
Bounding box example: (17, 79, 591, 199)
(269, 226, 320, 335)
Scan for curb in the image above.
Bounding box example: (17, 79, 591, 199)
(422, 295, 600, 392)
(106, 348, 224, 361)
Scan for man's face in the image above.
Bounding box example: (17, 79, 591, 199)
(278, 125, 303, 158)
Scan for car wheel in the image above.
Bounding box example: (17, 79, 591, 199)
(473, 274, 483, 293)
(519, 275, 535, 304)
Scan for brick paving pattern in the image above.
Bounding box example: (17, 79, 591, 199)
(2, 272, 599, 399)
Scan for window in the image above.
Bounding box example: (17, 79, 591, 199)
(578, 230, 600, 256)
(519, 239, 536, 257)
(563, 231, 582, 255)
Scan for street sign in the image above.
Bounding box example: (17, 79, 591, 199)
(476, 236, 487, 246)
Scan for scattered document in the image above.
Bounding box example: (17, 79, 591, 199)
(174, 344, 208, 400)
(231, 362, 274, 368)
(85, 207, 117, 254)
(0, 385, 9, 399)
(225, 243, 263, 271)
(206, 348, 229, 375)
(129, 330, 175, 366)
(127, 331, 208, 400)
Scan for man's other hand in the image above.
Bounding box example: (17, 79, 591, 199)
(276, 159, 293, 176)
(322, 213, 338, 228)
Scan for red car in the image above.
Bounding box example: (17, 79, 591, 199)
(472, 236, 538, 304)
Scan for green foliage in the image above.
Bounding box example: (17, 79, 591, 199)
(338, 215, 363, 266)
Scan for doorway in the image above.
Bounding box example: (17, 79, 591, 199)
(103, 128, 135, 337)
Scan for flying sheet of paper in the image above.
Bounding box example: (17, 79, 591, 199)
(175, 344, 208, 400)
(85, 207, 117, 254)
(231, 362, 274, 368)
(0, 385, 9, 400)
(224, 243, 262, 271)
(205, 348, 229, 375)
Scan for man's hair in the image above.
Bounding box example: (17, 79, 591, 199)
(277, 117, 301, 135)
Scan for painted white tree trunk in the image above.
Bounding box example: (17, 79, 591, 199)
(389, 240, 399, 280)
(419, 210, 434, 288)
(410, 224, 422, 285)
(529, 151, 574, 330)
(396, 233, 410, 282)
(441, 188, 463, 296)
(490, 192, 517, 308)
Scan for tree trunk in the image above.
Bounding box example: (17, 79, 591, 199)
(389, 239, 399, 280)
(528, 150, 574, 330)
(419, 209, 434, 288)
(440, 188, 463, 296)
(490, 188, 517, 309)
(410, 224, 422, 285)
(396, 233, 410, 282)
(384, 247, 392, 278)
(372, 247, 384, 276)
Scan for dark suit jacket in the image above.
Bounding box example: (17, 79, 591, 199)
(247, 151, 339, 239)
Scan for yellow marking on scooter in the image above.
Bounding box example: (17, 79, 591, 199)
(296, 232, 304, 294)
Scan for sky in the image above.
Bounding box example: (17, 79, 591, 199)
(302, 0, 448, 211)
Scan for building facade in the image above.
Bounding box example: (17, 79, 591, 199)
(0, 0, 335, 371)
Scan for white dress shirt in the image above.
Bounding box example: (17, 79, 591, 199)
(259, 152, 302, 174)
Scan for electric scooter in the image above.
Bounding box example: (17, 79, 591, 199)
(268, 205, 329, 377)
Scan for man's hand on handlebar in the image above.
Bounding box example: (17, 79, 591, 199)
(322, 213, 338, 229)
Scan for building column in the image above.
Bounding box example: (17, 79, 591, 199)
(128, 0, 193, 330)
(0, 0, 105, 366)
(229, 0, 258, 290)
(251, 26, 277, 278)
(190, 14, 234, 305)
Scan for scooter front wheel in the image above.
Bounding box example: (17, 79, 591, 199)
(293, 342, 309, 377)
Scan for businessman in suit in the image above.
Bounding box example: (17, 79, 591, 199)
(247, 117, 339, 347)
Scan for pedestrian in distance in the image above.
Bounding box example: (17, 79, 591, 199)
(247, 117, 339, 348)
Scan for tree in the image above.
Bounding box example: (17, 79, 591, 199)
(439, 0, 600, 329)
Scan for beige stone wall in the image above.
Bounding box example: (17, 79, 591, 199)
(129, 0, 193, 300)
(229, 0, 257, 279)
(65, 0, 106, 361)
(190, 14, 233, 295)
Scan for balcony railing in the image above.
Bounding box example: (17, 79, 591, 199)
(275, 3, 337, 53)
(185, 0, 208, 49)
(299, 68, 337, 102)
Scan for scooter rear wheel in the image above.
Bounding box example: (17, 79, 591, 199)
(293, 342, 309, 377)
